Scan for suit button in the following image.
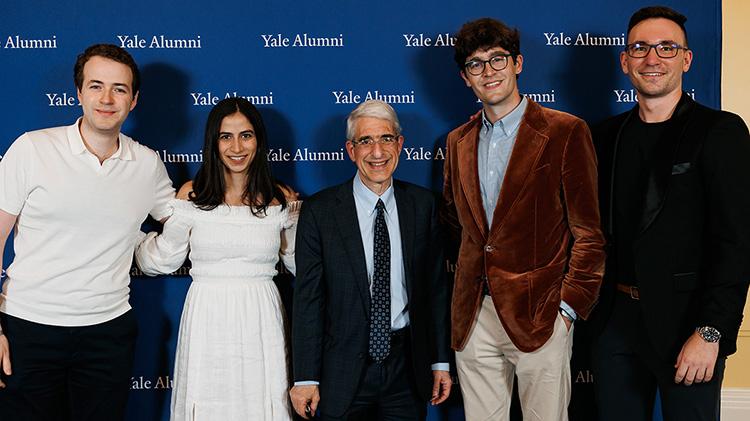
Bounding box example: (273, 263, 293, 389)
(358, 352, 365, 360)
(485, 245, 494, 252)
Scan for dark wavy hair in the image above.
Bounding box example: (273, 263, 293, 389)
(74, 44, 140, 96)
(189, 97, 286, 216)
(454, 18, 521, 70)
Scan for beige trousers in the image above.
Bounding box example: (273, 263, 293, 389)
(456, 296, 573, 421)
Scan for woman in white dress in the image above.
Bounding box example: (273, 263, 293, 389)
(136, 97, 298, 421)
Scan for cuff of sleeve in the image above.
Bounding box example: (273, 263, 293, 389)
(559, 301, 577, 320)
(294, 380, 320, 386)
(431, 363, 450, 371)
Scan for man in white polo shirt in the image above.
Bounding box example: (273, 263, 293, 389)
(0, 44, 174, 420)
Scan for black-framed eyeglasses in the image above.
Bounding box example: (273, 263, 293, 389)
(464, 54, 512, 76)
(349, 134, 398, 147)
(624, 42, 688, 58)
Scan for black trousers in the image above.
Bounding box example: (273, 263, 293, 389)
(0, 311, 137, 421)
(591, 294, 724, 421)
(321, 329, 426, 421)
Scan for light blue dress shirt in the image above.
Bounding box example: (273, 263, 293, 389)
(478, 98, 577, 321)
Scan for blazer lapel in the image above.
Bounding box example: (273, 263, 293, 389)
(456, 119, 489, 240)
(393, 181, 415, 301)
(637, 94, 695, 235)
(489, 100, 549, 240)
(334, 179, 371, 318)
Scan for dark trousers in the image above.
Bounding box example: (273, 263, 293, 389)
(0, 311, 137, 421)
(321, 329, 425, 421)
(591, 294, 724, 421)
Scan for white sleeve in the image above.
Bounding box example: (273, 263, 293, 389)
(135, 207, 191, 276)
(280, 200, 302, 276)
(0, 133, 33, 216)
(149, 151, 176, 221)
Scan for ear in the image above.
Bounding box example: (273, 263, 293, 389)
(620, 51, 630, 75)
(460, 70, 471, 87)
(395, 135, 404, 155)
(513, 55, 523, 75)
(130, 91, 139, 111)
(345, 140, 356, 162)
(682, 49, 693, 73)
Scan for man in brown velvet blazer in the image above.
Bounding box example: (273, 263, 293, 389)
(442, 18, 605, 421)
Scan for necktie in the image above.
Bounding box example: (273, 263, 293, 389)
(368, 199, 391, 362)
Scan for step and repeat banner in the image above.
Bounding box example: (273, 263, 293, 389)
(0, 1, 721, 420)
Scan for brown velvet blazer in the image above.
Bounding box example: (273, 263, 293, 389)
(443, 99, 605, 352)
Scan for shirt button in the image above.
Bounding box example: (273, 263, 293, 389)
(485, 245, 494, 252)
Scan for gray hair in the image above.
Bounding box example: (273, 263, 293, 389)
(346, 100, 402, 140)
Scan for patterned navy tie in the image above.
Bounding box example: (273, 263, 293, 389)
(368, 198, 391, 362)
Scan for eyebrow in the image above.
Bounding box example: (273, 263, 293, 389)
(87, 79, 131, 90)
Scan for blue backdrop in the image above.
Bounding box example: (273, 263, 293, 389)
(0, 1, 722, 419)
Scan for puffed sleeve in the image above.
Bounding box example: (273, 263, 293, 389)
(135, 199, 192, 276)
(280, 200, 302, 276)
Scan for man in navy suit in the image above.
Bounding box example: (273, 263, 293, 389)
(290, 100, 452, 420)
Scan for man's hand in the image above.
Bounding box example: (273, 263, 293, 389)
(290, 384, 320, 419)
(430, 370, 452, 405)
(674, 331, 719, 385)
(0, 334, 11, 388)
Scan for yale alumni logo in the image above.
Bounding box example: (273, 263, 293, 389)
(46, 92, 79, 107)
(131, 375, 173, 390)
(402, 33, 455, 47)
(544, 32, 625, 47)
(333, 90, 415, 105)
(117, 34, 201, 49)
(3, 35, 57, 49)
(191, 91, 274, 106)
(267, 148, 346, 162)
(614, 88, 695, 103)
(261, 33, 344, 48)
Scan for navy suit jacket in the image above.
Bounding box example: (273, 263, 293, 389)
(292, 178, 451, 417)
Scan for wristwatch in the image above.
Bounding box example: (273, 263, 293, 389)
(696, 326, 721, 343)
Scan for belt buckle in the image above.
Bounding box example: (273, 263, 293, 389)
(628, 286, 640, 300)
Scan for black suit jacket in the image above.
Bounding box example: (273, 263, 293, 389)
(292, 178, 451, 417)
(589, 93, 750, 359)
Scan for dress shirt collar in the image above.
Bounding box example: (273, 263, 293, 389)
(352, 172, 396, 216)
(481, 96, 528, 137)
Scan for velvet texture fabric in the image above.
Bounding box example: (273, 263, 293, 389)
(443, 100, 605, 352)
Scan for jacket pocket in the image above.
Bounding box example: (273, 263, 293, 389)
(673, 272, 699, 291)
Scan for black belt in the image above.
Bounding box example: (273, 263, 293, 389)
(616, 283, 640, 300)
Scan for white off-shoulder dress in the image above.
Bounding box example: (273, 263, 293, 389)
(136, 198, 300, 421)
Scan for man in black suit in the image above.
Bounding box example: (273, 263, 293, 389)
(290, 100, 452, 420)
(589, 6, 750, 421)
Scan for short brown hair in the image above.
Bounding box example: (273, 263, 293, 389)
(73, 44, 140, 95)
(454, 18, 521, 70)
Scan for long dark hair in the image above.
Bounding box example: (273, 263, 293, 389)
(190, 97, 286, 216)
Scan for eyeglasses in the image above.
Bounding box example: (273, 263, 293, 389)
(464, 54, 512, 76)
(350, 134, 399, 147)
(624, 42, 688, 58)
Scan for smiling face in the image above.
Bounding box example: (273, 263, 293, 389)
(217, 112, 257, 177)
(621, 17, 692, 101)
(460, 46, 523, 121)
(345, 117, 404, 195)
(77, 55, 138, 136)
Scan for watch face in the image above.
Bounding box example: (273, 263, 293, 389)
(698, 326, 721, 343)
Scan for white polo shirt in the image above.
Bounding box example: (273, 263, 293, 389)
(0, 119, 174, 326)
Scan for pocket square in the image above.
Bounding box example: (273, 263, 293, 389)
(671, 162, 691, 175)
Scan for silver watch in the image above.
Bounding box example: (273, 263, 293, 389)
(696, 326, 721, 343)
